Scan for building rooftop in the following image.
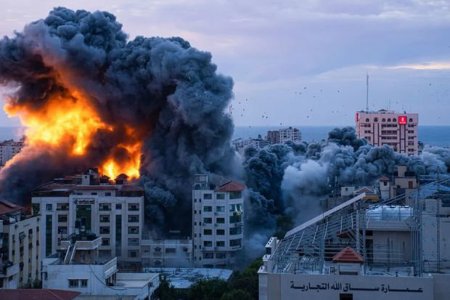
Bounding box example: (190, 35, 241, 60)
(0, 289, 80, 300)
(332, 247, 364, 263)
(216, 181, 246, 192)
(0, 200, 22, 216)
(144, 267, 232, 289)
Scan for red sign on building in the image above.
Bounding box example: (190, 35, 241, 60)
(398, 115, 407, 125)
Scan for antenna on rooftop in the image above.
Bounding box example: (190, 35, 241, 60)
(366, 73, 369, 112)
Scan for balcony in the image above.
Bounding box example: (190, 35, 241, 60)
(0, 262, 19, 278)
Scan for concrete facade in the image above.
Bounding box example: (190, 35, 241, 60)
(31, 169, 144, 269)
(266, 127, 301, 145)
(141, 238, 193, 268)
(192, 175, 245, 268)
(355, 110, 419, 155)
(0, 201, 40, 288)
(0, 139, 23, 166)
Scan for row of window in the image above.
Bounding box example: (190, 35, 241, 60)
(363, 117, 414, 123)
(203, 227, 242, 236)
(195, 214, 242, 226)
(100, 226, 139, 234)
(46, 203, 140, 211)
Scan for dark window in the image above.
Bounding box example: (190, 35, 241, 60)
(204, 206, 212, 212)
(80, 279, 88, 287)
(204, 217, 212, 224)
(204, 229, 212, 235)
(57, 215, 67, 222)
(100, 215, 110, 222)
(68, 279, 78, 288)
(204, 193, 212, 199)
(128, 215, 139, 223)
(100, 227, 110, 234)
(116, 204, 122, 209)
(216, 218, 225, 224)
(216, 229, 225, 235)
(128, 226, 139, 234)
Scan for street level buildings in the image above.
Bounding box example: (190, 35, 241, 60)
(31, 169, 144, 269)
(192, 174, 245, 268)
(355, 109, 419, 155)
(0, 201, 40, 288)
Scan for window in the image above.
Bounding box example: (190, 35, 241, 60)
(230, 227, 242, 235)
(128, 238, 139, 246)
(204, 217, 212, 224)
(204, 206, 212, 212)
(105, 192, 111, 197)
(165, 248, 176, 254)
(216, 229, 225, 235)
(229, 191, 241, 199)
(204, 241, 212, 247)
(100, 215, 110, 222)
(58, 227, 67, 234)
(204, 229, 212, 235)
(216, 193, 225, 200)
(203, 193, 212, 200)
(203, 252, 214, 259)
(216, 241, 225, 247)
(56, 204, 68, 211)
(216, 253, 226, 259)
(57, 215, 67, 222)
(128, 215, 139, 223)
(91, 192, 97, 195)
(216, 217, 225, 224)
(128, 203, 139, 211)
(46, 204, 52, 211)
(230, 239, 241, 247)
(116, 204, 122, 209)
(128, 227, 139, 234)
(68, 279, 79, 288)
(99, 204, 111, 211)
(80, 279, 88, 287)
(102, 238, 110, 246)
(230, 214, 242, 223)
(100, 227, 110, 234)
(216, 206, 225, 212)
(128, 250, 138, 257)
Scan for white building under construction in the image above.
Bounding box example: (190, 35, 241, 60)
(259, 176, 450, 300)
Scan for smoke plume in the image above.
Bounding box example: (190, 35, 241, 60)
(0, 7, 237, 232)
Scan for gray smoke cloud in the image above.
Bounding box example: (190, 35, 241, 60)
(0, 7, 237, 232)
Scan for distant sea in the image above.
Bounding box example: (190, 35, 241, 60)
(233, 125, 450, 148)
(0, 126, 448, 147)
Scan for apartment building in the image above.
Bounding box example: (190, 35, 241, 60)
(266, 127, 301, 145)
(0, 201, 40, 288)
(0, 139, 23, 166)
(31, 169, 144, 269)
(192, 174, 245, 268)
(355, 110, 419, 155)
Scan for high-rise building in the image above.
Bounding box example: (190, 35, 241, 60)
(266, 127, 301, 145)
(192, 175, 245, 268)
(31, 169, 144, 269)
(355, 109, 419, 155)
(0, 201, 40, 288)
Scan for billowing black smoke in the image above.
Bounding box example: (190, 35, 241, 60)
(243, 127, 450, 240)
(0, 7, 237, 232)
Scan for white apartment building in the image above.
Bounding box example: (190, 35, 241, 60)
(31, 169, 144, 269)
(141, 237, 193, 268)
(43, 234, 159, 299)
(266, 127, 301, 145)
(192, 175, 245, 268)
(0, 201, 40, 288)
(355, 109, 419, 155)
(0, 139, 23, 166)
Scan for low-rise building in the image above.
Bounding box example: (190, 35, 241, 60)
(42, 233, 159, 299)
(32, 169, 144, 269)
(141, 236, 193, 268)
(259, 178, 450, 300)
(0, 200, 40, 288)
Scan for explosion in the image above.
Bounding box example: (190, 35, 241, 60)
(0, 7, 236, 234)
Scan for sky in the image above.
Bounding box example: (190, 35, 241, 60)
(1, 0, 450, 126)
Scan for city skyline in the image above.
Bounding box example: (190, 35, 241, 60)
(0, 1, 450, 127)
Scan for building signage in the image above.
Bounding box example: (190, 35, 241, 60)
(290, 281, 423, 294)
(74, 199, 95, 205)
(398, 115, 407, 125)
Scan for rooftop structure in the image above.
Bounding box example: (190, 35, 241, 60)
(43, 233, 159, 299)
(259, 177, 450, 300)
(31, 168, 144, 269)
(355, 109, 419, 155)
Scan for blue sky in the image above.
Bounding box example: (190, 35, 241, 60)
(1, 0, 450, 126)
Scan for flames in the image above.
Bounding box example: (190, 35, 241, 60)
(4, 88, 142, 180)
